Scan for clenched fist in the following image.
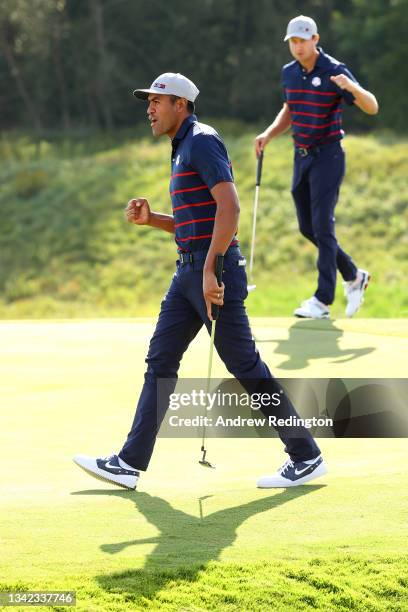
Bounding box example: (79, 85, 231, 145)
(125, 198, 151, 225)
(330, 74, 355, 92)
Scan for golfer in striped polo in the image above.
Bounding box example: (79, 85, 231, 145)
(255, 15, 378, 319)
(74, 72, 327, 490)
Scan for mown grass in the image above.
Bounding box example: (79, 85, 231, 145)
(0, 126, 407, 318)
(1, 320, 407, 610)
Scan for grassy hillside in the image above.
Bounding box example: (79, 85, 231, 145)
(0, 126, 407, 318)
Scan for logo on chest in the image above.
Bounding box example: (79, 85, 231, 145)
(175, 155, 181, 166)
(312, 76, 321, 87)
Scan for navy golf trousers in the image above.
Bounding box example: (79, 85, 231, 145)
(292, 142, 357, 305)
(119, 247, 320, 471)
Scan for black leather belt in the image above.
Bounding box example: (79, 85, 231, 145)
(178, 246, 239, 264)
(179, 251, 202, 263)
(296, 146, 320, 157)
(296, 141, 340, 158)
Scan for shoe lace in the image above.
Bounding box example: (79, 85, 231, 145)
(279, 458, 294, 475)
(104, 453, 116, 461)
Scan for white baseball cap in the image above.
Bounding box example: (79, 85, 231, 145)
(284, 15, 318, 41)
(133, 72, 200, 102)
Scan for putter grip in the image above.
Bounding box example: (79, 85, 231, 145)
(211, 254, 224, 321)
(256, 150, 264, 186)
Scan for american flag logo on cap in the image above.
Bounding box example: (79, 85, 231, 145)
(154, 82, 166, 89)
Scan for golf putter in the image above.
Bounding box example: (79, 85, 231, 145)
(199, 253, 224, 469)
(248, 150, 264, 292)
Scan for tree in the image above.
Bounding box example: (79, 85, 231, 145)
(333, 0, 408, 131)
(0, 0, 43, 130)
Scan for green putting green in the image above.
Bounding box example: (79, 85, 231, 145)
(1, 319, 407, 611)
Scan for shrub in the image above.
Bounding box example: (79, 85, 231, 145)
(15, 168, 49, 198)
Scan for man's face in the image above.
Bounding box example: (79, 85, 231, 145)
(288, 35, 319, 63)
(147, 94, 180, 137)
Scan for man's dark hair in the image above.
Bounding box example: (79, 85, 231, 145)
(169, 95, 195, 114)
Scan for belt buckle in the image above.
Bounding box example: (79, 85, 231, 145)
(180, 252, 193, 263)
(298, 147, 308, 157)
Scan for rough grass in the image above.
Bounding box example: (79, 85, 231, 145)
(1, 557, 407, 611)
(0, 126, 407, 318)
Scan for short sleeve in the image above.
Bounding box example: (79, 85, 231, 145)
(333, 64, 360, 106)
(189, 134, 233, 190)
(281, 67, 287, 102)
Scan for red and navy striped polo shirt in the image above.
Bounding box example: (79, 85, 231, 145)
(170, 114, 237, 252)
(282, 47, 358, 149)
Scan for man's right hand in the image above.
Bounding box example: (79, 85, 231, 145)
(125, 198, 151, 225)
(254, 133, 269, 158)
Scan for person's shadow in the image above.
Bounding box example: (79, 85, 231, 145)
(256, 319, 375, 370)
(71, 486, 324, 603)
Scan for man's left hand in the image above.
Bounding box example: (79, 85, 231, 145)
(203, 270, 224, 321)
(330, 74, 355, 92)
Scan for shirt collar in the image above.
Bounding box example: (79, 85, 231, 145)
(314, 47, 331, 69)
(172, 114, 197, 145)
(297, 47, 330, 73)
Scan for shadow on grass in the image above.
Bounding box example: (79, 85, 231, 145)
(72, 486, 325, 604)
(256, 319, 375, 370)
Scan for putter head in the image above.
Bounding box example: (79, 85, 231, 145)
(199, 458, 216, 469)
(199, 447, 215, 468)
(247, 284, 256, 293)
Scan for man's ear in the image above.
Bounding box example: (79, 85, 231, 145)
(313, 33, 320, 45)
(177, 98, 188, 112)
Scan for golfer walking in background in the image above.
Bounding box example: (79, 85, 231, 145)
(74, 72, 327, 490)
(255, 15, 378, 319)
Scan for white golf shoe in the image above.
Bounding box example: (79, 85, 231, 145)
(294, 296, 330, 319)
(257, 455, 327, 488)
(343, 269, 370, 317)
(73, 453, 139, 490)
